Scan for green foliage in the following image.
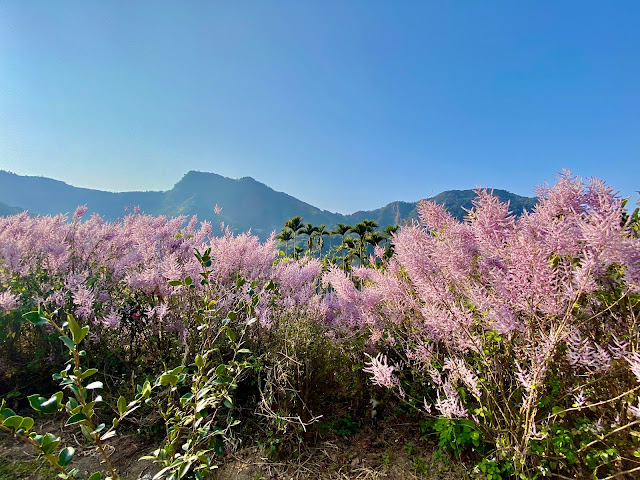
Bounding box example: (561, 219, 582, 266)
(403, 442, 431, 477)
(474, 457, 511, 480)
(421, 418, 484, 461)
(135, 251, 270, 479)
(318, 413, 360, 437)
(0, 308, 147, 479)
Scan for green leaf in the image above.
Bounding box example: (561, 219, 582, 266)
(77, 326, 89, 344)
(65, 413, 87, 426)
(40, 433, 61, 455)
(194, 354, 204, 368)
(160, 374, 178, 386)
(66, 314, 82, 344)
(100, 430, 117, 441)
(87, 473, 102, 480)
(86, 381, 103, 390)
(59, 336, 75, 352)
(225, 328, 236, 342)
(53, 391, 64, 405)
(184, 276, 192, 286)
(28, 395, 47, 411)
(40, 396, 60, 414)
(80, 425, 93, 441)
(80, 368, 99, 380)
(117, 396, 127, 415)
(153, 465, 173, 480)
(58, 447, 75, 467)
(20, 417, 34, 432)
(237, 348, 251, 354)
(66, 397, 79, 411)
(223, 398, 232, 409)
(168, 280, 182, 286)
(90, 423, 105, 435)
(141, 380, 151, 398)
(178, 460, 193, 478)
(23, 311, 49, 326)
(3, 415, 24, 429)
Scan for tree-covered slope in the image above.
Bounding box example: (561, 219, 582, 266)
(0, 200, 24, 216)
(0, 170, 537, 237)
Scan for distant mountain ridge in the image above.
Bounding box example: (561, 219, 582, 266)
(0, 200, 24, 217)
(0, 170, 537, 238)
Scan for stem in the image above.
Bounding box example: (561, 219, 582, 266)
(0, 425, 66, 472)
(600, 464, 640, 480)
(578, 420, 640, 453)
(50, 316, 120, 479)
(551, 385, 640, 418)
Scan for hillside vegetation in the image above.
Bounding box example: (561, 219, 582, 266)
(0, 170, 536, 239)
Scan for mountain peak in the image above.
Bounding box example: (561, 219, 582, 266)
(0, 170, 537, 239)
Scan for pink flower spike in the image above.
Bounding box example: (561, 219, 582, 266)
(363, 353, 397, 389)
(73, 205, 88, 222)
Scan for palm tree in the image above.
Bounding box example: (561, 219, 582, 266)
(362, 219, 379, 231)
(383, 224, 399, 258)
(342, 237, 358, 272)
(284, 216, 304, 258)
(384, 224, 399, 238)
(332, 223, 352, 243)
(349, 220, 377, 263)
(331, 223, 352, 263)
(276, 228, 293, 257)
(366, 231, 387, 248)
(316, 224, 328, 258)
(299, 223, 320, 255)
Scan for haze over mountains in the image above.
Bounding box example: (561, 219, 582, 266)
(0, 170, 537, 238)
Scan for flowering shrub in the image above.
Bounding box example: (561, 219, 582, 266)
(0, 206, 343, 477)
(327, 171, 640, 478)
(0, 209, 310, 388)
(2, 171, 639, 478)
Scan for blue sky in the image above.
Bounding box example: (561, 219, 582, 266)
(1, 1, 638, 213)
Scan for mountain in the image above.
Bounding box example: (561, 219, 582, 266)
(0, 200, 24, 216)
(0, 170, 537, 238)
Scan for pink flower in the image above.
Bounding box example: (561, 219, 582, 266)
(72, 285, 95, 319)
(573, 390, 587, 408)
(73, 205, 88, 222)
(0, 290, 19, 312)
(435, 380, 468, 418)
(363, 353, 398, 389)
(101, 310, 121, 328)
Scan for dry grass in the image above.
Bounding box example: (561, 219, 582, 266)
(1, 416, 468, 480)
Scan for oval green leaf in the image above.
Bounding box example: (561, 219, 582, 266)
(65, 413, 87, 426)
(3, 415, 23, 429)
(58, 446, 75, 467)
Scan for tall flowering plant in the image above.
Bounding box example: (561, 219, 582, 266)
(326, 171, 640, 477)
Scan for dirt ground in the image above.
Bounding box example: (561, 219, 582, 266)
(0, 417, 468, 480)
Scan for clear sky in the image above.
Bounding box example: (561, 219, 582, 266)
(1, 1, 638, 213)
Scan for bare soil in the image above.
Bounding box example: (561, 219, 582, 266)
(0, 417, 467, 480)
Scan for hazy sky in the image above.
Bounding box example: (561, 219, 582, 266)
(1, 2, 639, 213)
